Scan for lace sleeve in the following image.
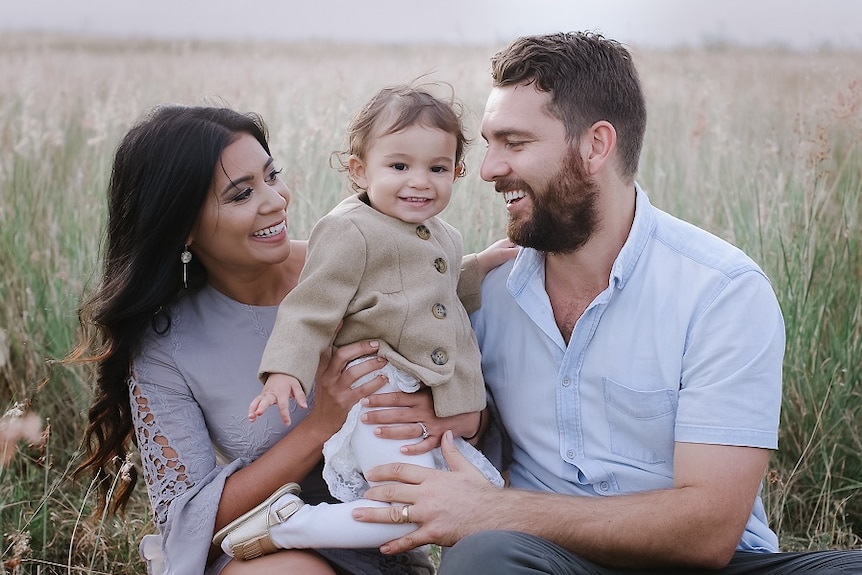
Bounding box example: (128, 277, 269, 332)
(130, 334, 249, 575)
(129, 375, 214, 526)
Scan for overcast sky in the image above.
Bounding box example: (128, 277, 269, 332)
(3, 0, 861, 50)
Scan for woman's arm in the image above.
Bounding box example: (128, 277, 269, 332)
(132, 334, 386, 568)
(215, 340, 387, 532)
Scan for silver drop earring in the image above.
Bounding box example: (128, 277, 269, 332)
(180, 246, 192, 289)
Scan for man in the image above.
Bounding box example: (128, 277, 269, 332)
(355, 32, 862, 573)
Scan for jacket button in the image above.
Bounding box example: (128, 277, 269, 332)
(416, 225, 431, 240)
(434, 257, 448, 273)
(431, 348, 448, 365)
(432, 303, 447, 319)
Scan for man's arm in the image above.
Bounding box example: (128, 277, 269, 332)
(354, 433, 770, 570)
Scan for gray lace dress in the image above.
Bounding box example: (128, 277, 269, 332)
(130, 283, 435, 575)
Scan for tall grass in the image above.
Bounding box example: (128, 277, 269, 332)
(637, 50, 862, 548)
(0, 34, 859, 572)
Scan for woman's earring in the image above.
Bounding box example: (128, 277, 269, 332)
(180, 246, 192, 289)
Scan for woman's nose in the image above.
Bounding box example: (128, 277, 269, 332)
(263, 182, 289, 212)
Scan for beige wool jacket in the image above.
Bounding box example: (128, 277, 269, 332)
(259, 193, 485, 418)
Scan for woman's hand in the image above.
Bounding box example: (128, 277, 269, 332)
(360, 389, 481, 455)
(303, 340, 387, 436)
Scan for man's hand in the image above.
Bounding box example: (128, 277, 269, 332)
(351, 430, 502, 553)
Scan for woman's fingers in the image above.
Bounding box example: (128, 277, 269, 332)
(362, 390, 418, 409)
(351, 373, 388, 399)
(331, 339, 380, 371)
(360, 388, 442, 452)
(316, 339, 380, 386)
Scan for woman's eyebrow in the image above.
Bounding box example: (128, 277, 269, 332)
(219, 157, 275, 196)
(221, 174, 252, 196)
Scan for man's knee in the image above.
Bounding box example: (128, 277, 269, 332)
(440, 530, 573, 574)
(439, 531, 527, 574)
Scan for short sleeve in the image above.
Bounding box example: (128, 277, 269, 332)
(676, 270, 784, 448)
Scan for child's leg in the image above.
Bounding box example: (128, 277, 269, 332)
(269, 384, 434, 548)
(224, 380, 435, 553)
(258, 496, 415, 550)
(351, 382, 436, 482)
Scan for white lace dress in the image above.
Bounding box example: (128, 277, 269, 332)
(323, 359, 504, 502)
(130, 284, 434, 575)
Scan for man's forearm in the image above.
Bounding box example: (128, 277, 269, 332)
(483, 486, 738, 569)
(483, 444, 768, 569)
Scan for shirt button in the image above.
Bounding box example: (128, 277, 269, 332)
(416, 225, 431, 240)
(566, 450, 574, 459)
(430, 348, 448, 365)
(431, 303, 447, 319)
(599, 481, 610, 491)
(434, 257, 448, 273)
(562, 377, 571, 387)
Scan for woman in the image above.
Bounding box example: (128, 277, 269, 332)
(71, 105, 469, 574)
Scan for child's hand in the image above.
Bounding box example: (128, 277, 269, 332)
(248, 373, 308, 426)
(476, 238, 518, 278)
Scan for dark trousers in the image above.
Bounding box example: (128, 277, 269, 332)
(438, 530, 862, 574)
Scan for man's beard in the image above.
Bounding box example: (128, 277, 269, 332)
(503, 150, 599, 254)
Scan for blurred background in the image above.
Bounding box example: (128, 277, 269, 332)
(3, 0, 862, 50)
(1, 2, 860, 573)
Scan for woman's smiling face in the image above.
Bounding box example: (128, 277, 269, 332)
(188, 132, 292, 283)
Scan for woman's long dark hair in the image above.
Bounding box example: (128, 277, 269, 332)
(68, 105, 271, 514)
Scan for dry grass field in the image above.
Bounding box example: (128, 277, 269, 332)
(1, 33, 860, 573)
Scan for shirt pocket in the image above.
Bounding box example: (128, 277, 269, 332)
(603, 377, 676, 465)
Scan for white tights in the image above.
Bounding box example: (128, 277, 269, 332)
(228, 380, 433, 551)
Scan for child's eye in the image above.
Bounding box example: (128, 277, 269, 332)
(391, 163, 408, 171)
(265, 168, 283, 184)
(430, 166, 448, 174)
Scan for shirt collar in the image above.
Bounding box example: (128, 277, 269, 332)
(612, 182, 655, 290)
(506, 183, 656, 296)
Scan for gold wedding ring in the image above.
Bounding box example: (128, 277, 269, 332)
(400, 504, 411, 523)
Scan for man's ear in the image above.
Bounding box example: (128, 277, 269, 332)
(347, 155, 368, 190)
(581, 120, 616, 175)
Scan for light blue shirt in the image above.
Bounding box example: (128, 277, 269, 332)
(470, 185, 783, 552)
